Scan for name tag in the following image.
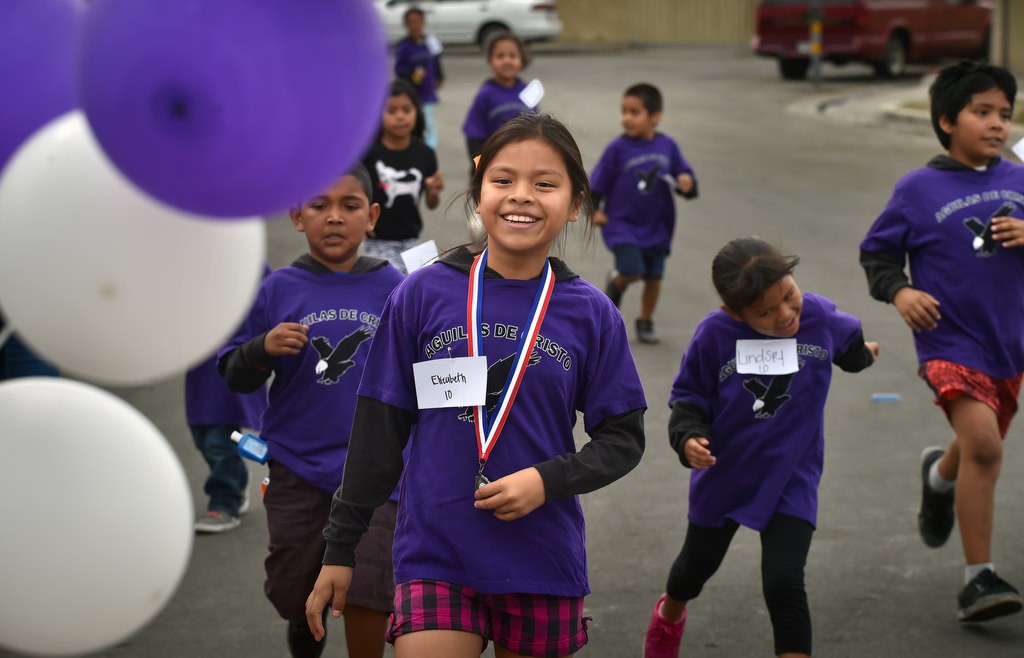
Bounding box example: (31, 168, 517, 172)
(413, 356, 487, 409)
(735, 339, 798, 375)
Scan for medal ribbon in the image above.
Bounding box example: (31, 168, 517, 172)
(466, 248, 554, 463)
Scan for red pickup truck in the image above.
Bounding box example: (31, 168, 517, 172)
(752, 0, 992, 80)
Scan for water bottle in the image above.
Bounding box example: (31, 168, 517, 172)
(230, 431, 269, 464)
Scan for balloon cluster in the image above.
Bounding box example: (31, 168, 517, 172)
(0, 0, 388, 654)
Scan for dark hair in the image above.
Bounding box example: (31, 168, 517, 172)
(292, 164, 373, 211)
(712, 237, 800, 313)
(402, 7, 424, 23)
(930, 61, 1017, 150)
(348, 163, 374, 200)
(462, 113, 592, 245)
(485, 30, 531, 71)
(625, 82, 663, 115)
(380, 78, 425, 142)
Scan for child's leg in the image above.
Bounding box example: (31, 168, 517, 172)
(390, 581, 488, 658)
(343, 605, 389, 657)
(760, 514, 814, 658)
(638, 248, 667, 322)
(663, 520, 739, 618)
(262, 462, 334, 657)
(639, 278, 661, 322)
(345, 501, 398, 658)
(947, 396, 1002, 565)
(395, 630, 485, 658)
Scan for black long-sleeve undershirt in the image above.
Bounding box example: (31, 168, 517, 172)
(322, 397, 646, 566)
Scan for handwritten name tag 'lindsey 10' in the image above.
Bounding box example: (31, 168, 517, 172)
(413, 356, 487, 409)
(735, 339, 798, 375)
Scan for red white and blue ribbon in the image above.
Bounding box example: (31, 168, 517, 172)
(466, 248, 554, 463)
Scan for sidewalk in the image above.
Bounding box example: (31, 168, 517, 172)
(788, 73, 1024, 147)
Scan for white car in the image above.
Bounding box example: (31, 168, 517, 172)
(374, 0, 563, 47)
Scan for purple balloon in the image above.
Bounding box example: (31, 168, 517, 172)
(78, 0, 389, 218)
(0, 0, 83, 173)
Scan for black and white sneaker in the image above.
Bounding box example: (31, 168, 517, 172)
(604, 269, 623, 308)
(958, 569, 1024, 622)
(636, 318, 660, 344)
(918, 446, 955, 548)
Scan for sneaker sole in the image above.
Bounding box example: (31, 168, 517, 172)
(194, 519, 241, 534)
(959, 595, 1024, 623)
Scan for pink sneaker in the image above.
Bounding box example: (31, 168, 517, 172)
(643, 595, 686, 658)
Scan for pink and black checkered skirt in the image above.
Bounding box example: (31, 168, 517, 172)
(387, 579, 591, 657)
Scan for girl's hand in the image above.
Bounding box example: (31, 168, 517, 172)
(425, 172, 443, 209)
(992, 216, 1024, 248)
(892, 287, 941, 333)
(677, 173, 695, 194)
(264, 322, 308, 356)
(474, 466, 546, 521)
(305, 565, 353, 641)
(684, 437, 716, 469)
(425, 172, 444, 195)
(593, 209, 609, 226)
(866, 341, 880, 359)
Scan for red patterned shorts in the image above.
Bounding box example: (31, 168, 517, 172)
(387, 579, 590, 657)
(918, 360, 1022, 438)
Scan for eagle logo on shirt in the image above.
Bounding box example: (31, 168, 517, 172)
(311, 326, 374, 385)
(963, 202, 1015, 257)
(742, 373, 795, 419)
(458, 350, 542, 422)
(635, 166, 662, 193)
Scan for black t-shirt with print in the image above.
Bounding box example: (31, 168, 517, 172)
(362, 140, 439, 241)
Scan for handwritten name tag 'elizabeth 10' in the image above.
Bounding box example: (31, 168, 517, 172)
(735, 339, 798, 375)
(412, 356, 487, 409)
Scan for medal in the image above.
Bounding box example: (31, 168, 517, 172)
(466, 249, 554, 490)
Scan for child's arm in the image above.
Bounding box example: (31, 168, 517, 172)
(668, 400, 714, 468)
(308, 396, 414, 637)
(833, 330, 880, 372)
(219, 322, 308, 392)
(474, 408, 645, 521)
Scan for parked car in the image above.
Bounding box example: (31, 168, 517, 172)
(752, 0, 992, 80)
(374, 0, 563, 47)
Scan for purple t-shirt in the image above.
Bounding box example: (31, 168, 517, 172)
(669, 294, 863, 531)
(394, 37, 440, 104)
(861, 159, 1024, 378)
(590, 133, 696, 251)
(462, 78, 535, 141)
(220, 264, 404, 492)
(358, 261, 646, 596)
(185, 263, 271, 428)
(185, 354, 267, 429)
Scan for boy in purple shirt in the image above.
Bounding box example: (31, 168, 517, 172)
(860, 61, 1024, 623)
(591, 83, 697, 344)
(219, 166, 404, 658)
(393, 7, 444, 149)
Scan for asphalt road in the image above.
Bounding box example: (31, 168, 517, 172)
(4, 45, 1023, 658)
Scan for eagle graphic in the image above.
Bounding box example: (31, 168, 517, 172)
(311, 326, 374, 384)
(742, 372, 796, 419)
(964, 202, 1015, 257)
(458, 350, 542, 422)
(635, 166, 661, 193)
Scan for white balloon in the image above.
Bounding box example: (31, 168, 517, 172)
(0, 378, 193, 656)
(0, 111, 266, 385)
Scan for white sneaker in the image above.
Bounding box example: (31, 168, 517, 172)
(238, 472, 251, 515)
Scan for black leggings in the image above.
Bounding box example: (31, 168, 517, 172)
(665, 513, 814, 656)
